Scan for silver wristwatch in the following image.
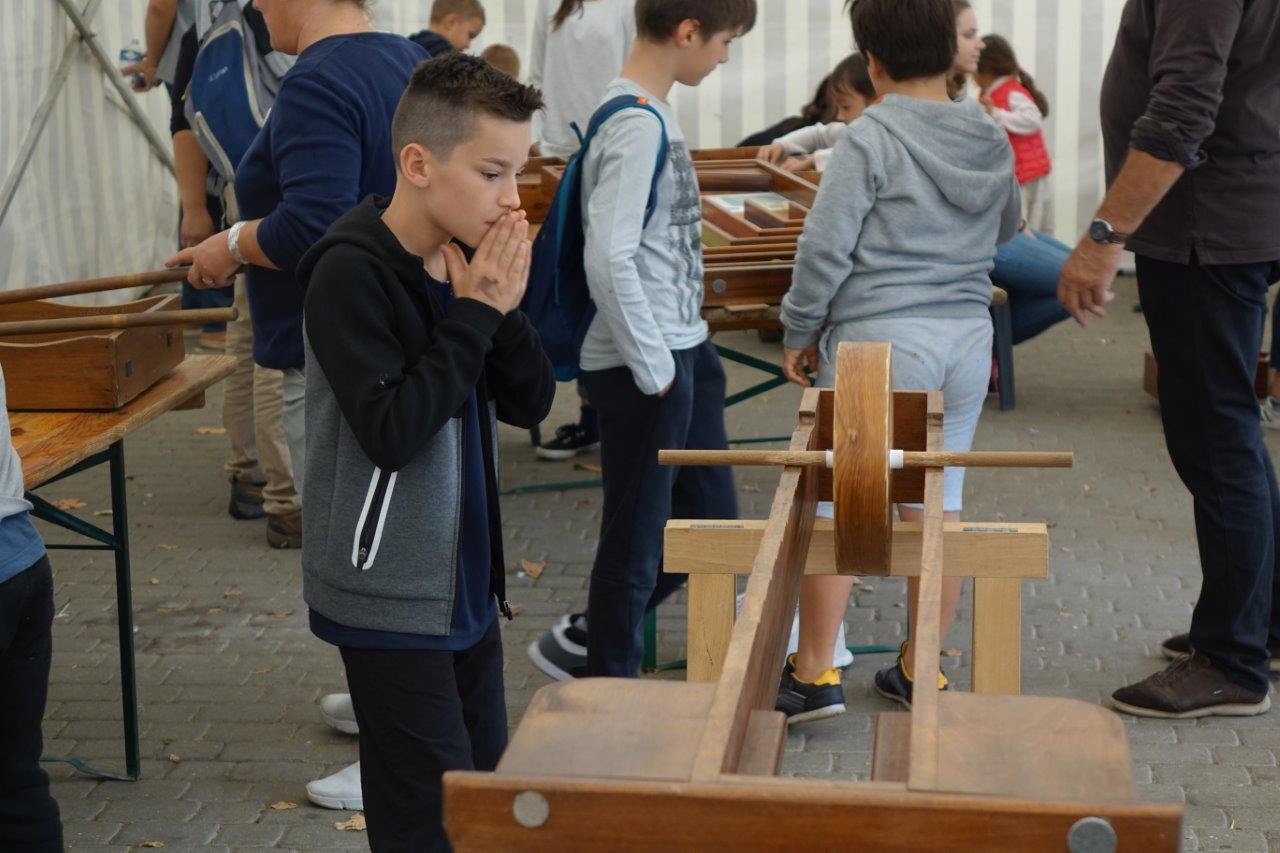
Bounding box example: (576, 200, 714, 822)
(1088, 217, 1130, 246)
(227, 221, 247, 265)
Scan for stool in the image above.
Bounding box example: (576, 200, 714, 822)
(990, 286, 1014, 411)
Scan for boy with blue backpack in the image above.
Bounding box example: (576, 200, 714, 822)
(526, 0, 756, 679)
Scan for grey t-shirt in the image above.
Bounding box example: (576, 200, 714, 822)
(578, 78, 707, 395)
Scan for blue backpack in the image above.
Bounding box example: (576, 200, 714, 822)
(522, 95, 669, 381)
(184, 1, 292, 192)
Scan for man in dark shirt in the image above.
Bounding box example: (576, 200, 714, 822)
(1059, 0, 1280, 718)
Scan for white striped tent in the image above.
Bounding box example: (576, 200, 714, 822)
(2, 0, 1124, 294)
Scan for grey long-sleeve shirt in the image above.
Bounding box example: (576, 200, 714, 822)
(781, 95, 1020, 350)
(579, 78, 707, 394)
(1100, 0, 1280, 265)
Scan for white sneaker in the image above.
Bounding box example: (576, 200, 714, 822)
(320, 693, 358, 734)
(1261, 398, 1280, 430)
(306, 760, 363, 811)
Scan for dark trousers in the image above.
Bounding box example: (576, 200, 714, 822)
(0, 556, 62, 852)
(581, 340, 739, 677)
(340, 618, 506, 853)
(1138, 254, 1280, 693)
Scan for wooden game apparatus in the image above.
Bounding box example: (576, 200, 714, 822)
(0, 307, 235, 337)
(0, 266, 193, 305)
(444, 342, 1183, 850)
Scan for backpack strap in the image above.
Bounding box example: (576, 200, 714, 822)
(579, 94, 670, 227)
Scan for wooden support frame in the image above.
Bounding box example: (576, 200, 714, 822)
(444, 364, 1183, 850)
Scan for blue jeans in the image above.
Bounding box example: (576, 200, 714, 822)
(1139, 254, 1280, 693)
(580, 341, 738, 677)
(991, 230, 1071, 345)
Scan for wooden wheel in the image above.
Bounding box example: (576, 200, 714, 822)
(833, 341, 893, 574)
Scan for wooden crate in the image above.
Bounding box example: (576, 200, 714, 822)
(0, 293, 185, 410)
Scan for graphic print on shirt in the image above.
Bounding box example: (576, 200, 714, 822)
(666, 141, 704, 325)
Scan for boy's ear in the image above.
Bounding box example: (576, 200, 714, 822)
(399, 142, 433, 189)
(673, 18, 703, 47)
(864, 51, 885, 81)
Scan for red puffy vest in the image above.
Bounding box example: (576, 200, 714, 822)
(989, 77, 1052, 185)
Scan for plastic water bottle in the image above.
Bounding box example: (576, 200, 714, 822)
(119, 39, 145, 89)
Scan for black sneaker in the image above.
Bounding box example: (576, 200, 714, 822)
(527, 613, 588, 680)
(1111, 653, 1271, 719)
(775, 654, 845, 724)
(1160, 632, 1280, 672)
(228, 477, 266, 520)
(873, 645, 949, 709)
(536, 423, 600, 460)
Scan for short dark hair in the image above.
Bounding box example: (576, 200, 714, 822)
(635, 0, 757, 41)
(429, 0, 485, 24)
(392, 53, 543, 162)
(849, 0, 956, 82)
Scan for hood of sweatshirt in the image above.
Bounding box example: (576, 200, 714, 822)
(407, 29, 455, 59)
(859, 94, 1013, 214)
(296, 195, 427, 297)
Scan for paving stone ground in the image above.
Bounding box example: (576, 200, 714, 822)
(34, 275, 1280, 851)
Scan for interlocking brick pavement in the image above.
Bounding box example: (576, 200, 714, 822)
(32, 276, 1280, 850)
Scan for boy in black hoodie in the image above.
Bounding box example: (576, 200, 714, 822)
(296, 54, 552, 851)
(410, 0, 486, 57)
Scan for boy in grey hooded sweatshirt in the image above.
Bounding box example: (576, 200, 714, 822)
(776, 0, 1020, 724)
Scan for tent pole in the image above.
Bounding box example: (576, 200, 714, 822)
(0, 0, 105, 229)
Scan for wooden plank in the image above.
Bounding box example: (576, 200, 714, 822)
(833, 342, 893, 574)
(444, 771, 1183, 852)
(737, 710, 787, 777)
(931, 692, 1140, 803)
(689, 396, 819, 780)
(495, 680, 716, 782)
(870, 712, 911, 783)
(686, 573, 736, 683)
(12, 354, 235, 490)
(664, 519, 1048, 579)
(971, 577, 1022, 694)
(907, 391, 945, 790)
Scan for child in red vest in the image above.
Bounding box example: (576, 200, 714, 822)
(976, 34, 1052, 230)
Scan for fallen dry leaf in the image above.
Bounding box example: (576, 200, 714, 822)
(195, 426, 226, 435)
(1142, 485, 1156, 493)
(271, 801, 298, 811)
(1082, 484, 1092, 494)
(572, 462, 603, 475)
(266, 610, 292, 619)
(158, 544, 178, 550)
(334, 814, 367, 832)
(1060, 546, 1073, 555)
(168, 754, 181, 764)
(136, 843, 164, 849)
(224, 587, 242, 598)
(254, 666, 271, 675)
(519, 559, 545, 580)
(148, 578, 160, 586)
(206, 607, 222, 615)
(941, 648, 962, 658)
(51, 498, 87, 511)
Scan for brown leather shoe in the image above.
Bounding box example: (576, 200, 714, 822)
(1160, 632, 1280, 672)
(266, 510, 302, 549)
(228, 478, 266, 521)
(1112, 653, 1271, 719)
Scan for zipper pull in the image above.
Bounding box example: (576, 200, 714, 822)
(357, 547, 369, 569)
(500, 599, 514, 621)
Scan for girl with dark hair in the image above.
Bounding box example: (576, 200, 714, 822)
(757, 53, 877, 172)
(530, 0, 636, 158)
(976, 34, 1052, 229)
(737, 73, 837, 147)
(528, 0, 636, 462)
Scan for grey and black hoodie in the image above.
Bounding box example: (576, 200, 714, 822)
(297, 195, 555, 637)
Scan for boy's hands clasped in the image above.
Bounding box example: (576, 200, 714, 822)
(443, 211, 531, 315)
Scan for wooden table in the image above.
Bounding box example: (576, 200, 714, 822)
(13, 355, 236, 780)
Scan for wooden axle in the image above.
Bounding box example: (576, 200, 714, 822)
(0, 308, 237, 337)
(658, 448, 1073, 470)
(0, 267, 194, 305)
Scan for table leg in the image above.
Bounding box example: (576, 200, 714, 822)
(971, 576, 1021, 695)
(108, 441, 140, 779)
(687, 573, 735, 682)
